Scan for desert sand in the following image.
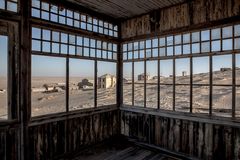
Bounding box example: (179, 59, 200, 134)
(0, 69, 239, 119)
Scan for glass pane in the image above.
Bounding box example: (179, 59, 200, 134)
(201, 30, 210, 41)
(213, 55, 232, 85)
(146, 61, 158, 108)
(192, 85, 209, 114)
(211, 40, 221, 52)
(236, 87, 240, 117)
(160, 85, 173, 110)
(32, 40, 41, 51)
(235, 25, 240, 37)
(193, 57, 209, 84)
(134, 62, 144, 107)
(192, 32, 200, 43)
(123, 63, 132, 106)
(183, 44, 190, 54)
(159, 47, 166, 56)
(175, 35, 182, 45)
(235, 38, 240, 49)
(222, 26, 232, 38)
(69, 59, 94, 110)
(7, 1, 17, 12)
(175, 58, 190, 84)
(236, 54, 240, 85)
(192, 43, 200, 54)
(222, 39, 232, 51)
(212, 86, 232, 117)
(183, 33, 190, 44)
(201, 42, 210, 52)
(159, 37, 165, 47)
(0, 36, 8, 120)
(174, 45, 182, 55)
(146, 40, 151, 48)
(166, 36, 173, 46)
(42, 29, 50, 41)
(175, 85, 190, 112)
(152, 38, 158, 48)
(97, 62, 116, 106)
(31, 55, 66, 117)
(211, 28, 221, 40)
(167, 46, 173, 56)
(160, 60, 173, 84)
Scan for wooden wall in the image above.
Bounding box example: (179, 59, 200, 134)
(0, 108, 119, 160)
(121, 0, 240, 39)
(121, 108, 240, 160)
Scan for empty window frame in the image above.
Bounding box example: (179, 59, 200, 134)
(31, 27, 117, 60)
(31, 0, 118, 37)
(31, 55, 66, 117)
(146, 61, 158, 108)
(97, 61, 116, 107)
(123, 62, 132, 106)
(69, 59, 94, 111)
(0, 35, 8, 120)
(0, 0, 18, 12)
(134, 61, 144, 107)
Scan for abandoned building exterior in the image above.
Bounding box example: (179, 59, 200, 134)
(138, 73, 150, 81)
(1, 0, 240, 160)
(98, 74, 116, 89)
(78, 79, 94, 89)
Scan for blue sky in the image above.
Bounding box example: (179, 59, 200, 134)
(0, 36, 8, 77)
(31, 55, 116, 77)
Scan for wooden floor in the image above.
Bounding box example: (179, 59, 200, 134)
(72, 145, 179, 160)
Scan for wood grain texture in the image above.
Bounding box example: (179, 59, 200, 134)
(121, 110, 240, 159)
(27, 110, 119, 160)
(68, 0, 185, 19)
(121, 0, 240, 39)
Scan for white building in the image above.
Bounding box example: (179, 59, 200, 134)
(98, 74, 116, 89)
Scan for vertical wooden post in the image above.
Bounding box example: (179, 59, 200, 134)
(20, 0, 31, 159)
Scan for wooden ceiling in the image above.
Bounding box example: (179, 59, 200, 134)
(67, 0, 186, 19)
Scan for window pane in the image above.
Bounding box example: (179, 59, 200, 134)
(213, 55, 232, 85)
(146, 61, 158, 108)
(222, 26, 232, 38)
(192, 32, 200, 43)
(222, 39, 232, 51)
(134, 62, 144, 107)
(160, 60, 173, 84)
(211, 40, 221, 52)
(236, 87, 240, 117)
(211, 28, 221, 40)
(192, 43, 200, 54)
(31, 55, 66, 117)
(201, 30, 210, 41)
(236, 54, 240, 85)
(123, 63, 132, 106)
(97, 62, 116, 106)
(212, 86, 232, 117)
(175, 85, 190, 112)
(193, 57, 209, 84)
(0, 36, 8, 120)
(175, 58, 190, 84)
(160, 85, 173, 110)
(69, 59, 94, 110)
(192, 86, 209, 114)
